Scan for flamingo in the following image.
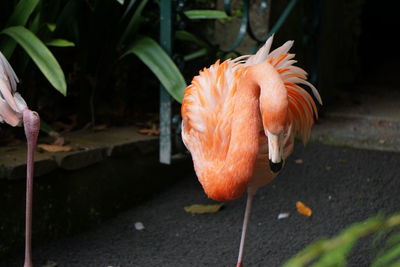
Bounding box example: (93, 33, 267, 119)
(0, 51, 40, 267)
(181, 35, 322, 266)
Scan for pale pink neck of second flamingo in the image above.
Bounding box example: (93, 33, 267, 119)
(22, 109, 40, 267)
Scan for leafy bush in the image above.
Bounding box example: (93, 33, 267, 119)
(284, 213, 400, 267)
(1, 0, 228, 130)
(0, 0, 72, 95)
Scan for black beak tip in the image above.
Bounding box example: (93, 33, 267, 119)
(269, 159, 283, 173)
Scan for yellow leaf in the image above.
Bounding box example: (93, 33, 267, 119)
(38, 144, 72, 152)
(184, 204, 223, 214)
(296, 201, 312, 217)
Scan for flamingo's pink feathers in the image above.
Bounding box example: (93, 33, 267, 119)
(0, 51, 27, 126)
(181, 36, 321, 201)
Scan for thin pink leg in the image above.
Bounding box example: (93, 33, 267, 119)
(22, 109, 40, 267)
(236, 188, 257, 267)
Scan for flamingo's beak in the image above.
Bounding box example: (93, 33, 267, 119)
(266, 130, 284, 173)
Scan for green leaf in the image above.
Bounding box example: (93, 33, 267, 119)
(1, 0, 41, 58)
(116, 0, 124, 4)
(6, 0, 41, 27)
(1, 26, 67, 96)
(175, 30, 209, 48)
(283, 240, 327, 267)
(119, 0, 149, 44)
(46, 23, 57, 32)
(184, 10, 228, 20)
(123, 36, 186, 103)
(54, 0, 81, 43)
(372, 231, 400, 267)
(46, 39, 75, 47)
(283, 217, 383, 267)
(372, 243, 400, 267)
(175, 31, 211, 61)
(310, 240, 356, 267)
(29, 13, 41, 33)
(122, 0, 138, 20)
(184, 48, 208, 62)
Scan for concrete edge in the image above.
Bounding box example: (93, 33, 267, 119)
(0, 126, 158, 180)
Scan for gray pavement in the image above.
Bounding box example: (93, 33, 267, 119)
(1, 143, 400, 267)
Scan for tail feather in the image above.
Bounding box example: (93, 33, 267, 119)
(268, 40, 294, 60)
(244, 34, 274, 65)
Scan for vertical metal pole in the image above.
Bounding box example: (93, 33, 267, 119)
(310, 0, 321, 86)
(159, 0, 172, 164)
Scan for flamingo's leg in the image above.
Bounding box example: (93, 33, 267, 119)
(236, 187, 257, 267)
(22, 109, 40, 267)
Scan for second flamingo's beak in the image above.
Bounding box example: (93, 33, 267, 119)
(267, 130, 284, 173)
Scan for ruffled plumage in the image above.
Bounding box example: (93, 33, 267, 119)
(234, 35, 322, 143)
(181, 36, 322, 201)
(0, 51, 27, 126)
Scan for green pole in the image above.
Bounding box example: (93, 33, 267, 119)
(159, 0, 172, 164)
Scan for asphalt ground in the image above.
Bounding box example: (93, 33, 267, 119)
(1, 143, 399, 267)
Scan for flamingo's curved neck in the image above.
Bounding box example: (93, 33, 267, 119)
(248, 60, 288, 135)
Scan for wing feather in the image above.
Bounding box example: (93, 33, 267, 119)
(181, 59, 244, 161)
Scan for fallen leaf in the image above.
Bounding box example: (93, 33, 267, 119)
(277, 212, 290, 220)
(138, 124, 160, 135)
(325, 165, 332, 171)
(93, 124, 108, 131)
(134, 222, 145, 231)
(184, 204, 223, 214)
(370, 120, 392, 127)
(38, 144, 73, 152)
(48, 130, 60, 138)
(294, 159, 303, 164)
(41, 260, 57, 267)
(296, 201, 312, 217)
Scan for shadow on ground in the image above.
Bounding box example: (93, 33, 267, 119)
(1, 143, 399, 267)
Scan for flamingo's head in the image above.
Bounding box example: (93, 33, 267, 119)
(266, 129, 284, 173)
(262, 96, 289, 173)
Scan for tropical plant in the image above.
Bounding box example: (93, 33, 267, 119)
(45, 0, 229, 126)
(42, 0, 182, 126)
(0, 0, 73, 96)
(1, 0, 229, 129)
(283, 213, 400, 267)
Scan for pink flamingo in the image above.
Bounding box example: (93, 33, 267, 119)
(0, 51, 40, 267)
(181, 36, 322, 266)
